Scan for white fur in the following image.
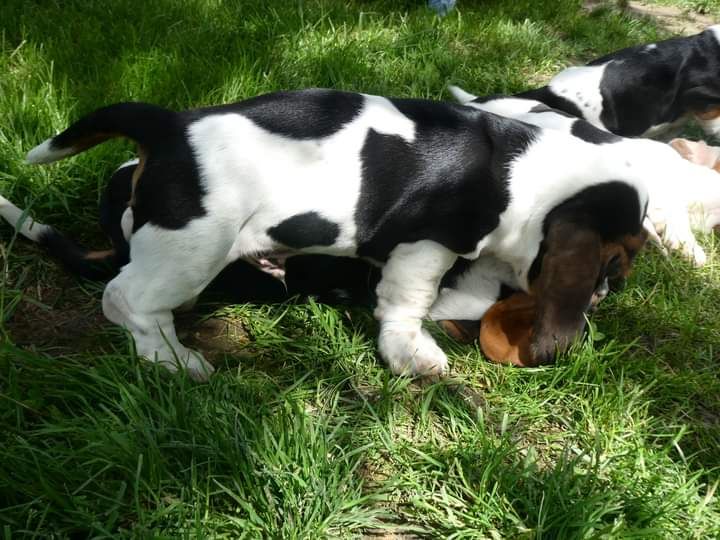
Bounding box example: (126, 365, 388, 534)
(120, 207, 133, 242)
(26, 139, 76, 165)
(447, 84, 481, 105)
(429, 257, 518, 320)
(32, 91, 652, 379)
(451, 87, 715, 266)
(117, 158, 140, 170)
(103, 95, 430, 378)
(375, 240, 457, 375)
(479, 129, 648, 287)
(548, 64, 607, 126)
(694, 115, 720, 138)
(0, 195, 50, 242)
(709, 24, 720, 45)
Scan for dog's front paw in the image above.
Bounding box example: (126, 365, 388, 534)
(179, 348, 216, 382)
(662, 219, 706, 266)
(141, 341, 216, 382)
(379, 324, 448, 376)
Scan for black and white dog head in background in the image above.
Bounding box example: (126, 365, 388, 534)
(513, 25, 720, 139)
(6, 89, 648, 379)
(449, 85, 720, 267)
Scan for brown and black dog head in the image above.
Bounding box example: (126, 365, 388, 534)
(515, 181, 648, 366)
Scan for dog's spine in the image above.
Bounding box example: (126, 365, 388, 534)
(26, 102, 177, 164)
(0, 195, 118, 279)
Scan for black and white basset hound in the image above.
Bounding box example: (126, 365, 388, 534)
(513, 25, 720, 139)
(449, 85, 720, 266)
(3, 89, 649, 379)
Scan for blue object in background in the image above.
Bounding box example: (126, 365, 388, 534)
(428, 0, 457, 16)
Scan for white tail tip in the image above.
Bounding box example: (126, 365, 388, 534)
(26, 138, 74, 165)
(447, 84, 478, 104)
(0, 194, 51, 242)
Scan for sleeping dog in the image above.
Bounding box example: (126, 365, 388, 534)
(514, 25, 720, 139)
(449, 86, 720, 266)
(11, 89, 649, 380)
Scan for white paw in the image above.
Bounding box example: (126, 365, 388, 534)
(689, 243, 708, 267)
(141, 341, 215, 382)
(662, 226, 706, 266)
(379, 324, 449, 376)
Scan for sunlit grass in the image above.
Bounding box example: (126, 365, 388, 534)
(1, 0, 718, 537)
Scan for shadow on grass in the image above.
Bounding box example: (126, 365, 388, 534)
(2, 0, 662, 111)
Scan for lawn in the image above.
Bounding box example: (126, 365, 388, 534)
(1, 0, 719, 537)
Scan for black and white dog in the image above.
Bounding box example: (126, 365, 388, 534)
(449, 86, 720, 266)
(7, 89, 649, 379)
(514, 25, 720, 138)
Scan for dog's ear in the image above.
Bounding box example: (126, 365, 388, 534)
(529, 219, 603, 366)
(479, 292, 535, 366)
(683, 85, 720, 112)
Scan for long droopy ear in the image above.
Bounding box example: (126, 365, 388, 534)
(529, 219, 602, 366)
(479, 291, 535, 366)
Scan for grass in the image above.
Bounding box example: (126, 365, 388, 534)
(1, 0, 719, 537)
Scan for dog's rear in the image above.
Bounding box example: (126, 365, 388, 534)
(0, 161, 135, 279)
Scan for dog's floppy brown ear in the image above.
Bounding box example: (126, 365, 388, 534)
(479, 292, 535, 366)
(529, 220, 602, 366)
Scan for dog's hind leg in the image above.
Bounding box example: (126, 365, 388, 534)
(102, 219, 237, 381)
(374, 240, 457, 376)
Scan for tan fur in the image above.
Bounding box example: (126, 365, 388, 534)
(478, 233, 645, 367)
(694, 107, 720, 121)
(479, 292, 535, 366)
(129, 147, 147, 206)
(83, 249, 115, 261)
(437, 319, 479, 344)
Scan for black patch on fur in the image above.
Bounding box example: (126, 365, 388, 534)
(470, 93, 506, 104)
(132, 138, 207, 231)
(285, 255, 379, 305)
(46, 101, 207, 232)
(588, 28, 720, 136)
(134, 90, 363, 231)
(570, 120, 621, 144)
(268, 212, 340, 249)
(549, 181, 643, 240)
(529, 103, 576, 118)
(440, 258, 474, 289)
(195, 88, 364, 139)
(515, 87, 584, 119)
(527, 181, 643, 286)
(498, 283, 518, 300)
(100, 163, 134, 266)
(52, 102, 178, 153)
(355, 99, 536, 260)
(38, 229, 116, 280)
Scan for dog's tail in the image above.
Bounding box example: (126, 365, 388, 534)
(0, 194, 119, 279)
(26, 102, 177, 164)
(447, 85, 478, 105)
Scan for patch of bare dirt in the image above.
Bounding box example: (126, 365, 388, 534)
(4, 265, 251, 359)
(627, 1, 716, 35)
(177, 314, 251, 361)
(584, 0, 717, 35)
(4, 275, 107, 352)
